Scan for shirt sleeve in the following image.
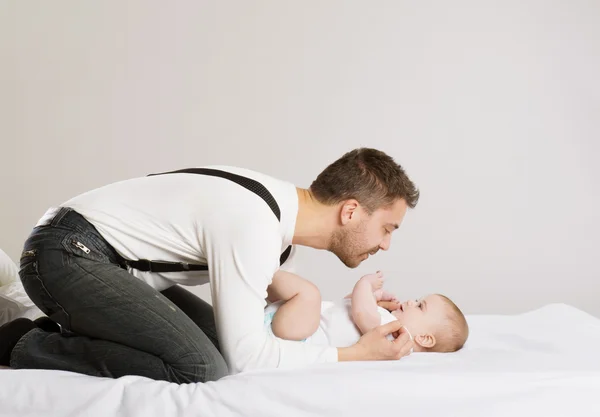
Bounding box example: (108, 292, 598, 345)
(204, 210, 338, 374)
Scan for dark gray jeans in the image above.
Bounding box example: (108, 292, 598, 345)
(11, 207, 228, 383)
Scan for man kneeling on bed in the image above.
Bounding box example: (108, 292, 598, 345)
(265, 270, 469, 353)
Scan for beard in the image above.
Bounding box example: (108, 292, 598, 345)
(328, 220, 380, 268)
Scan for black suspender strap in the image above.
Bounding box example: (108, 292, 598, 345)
(124, 259, 208, 273)
(123, 168, 292, 273)
(149, 168, 282, 220)
(279, 245, 292, 267)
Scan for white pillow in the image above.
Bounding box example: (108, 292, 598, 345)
(0, 248, 44, 325)
(0, 248, 18, 286)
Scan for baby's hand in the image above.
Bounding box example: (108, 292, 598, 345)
(376, 290, 398, 302)
(377, 300, 402, 312)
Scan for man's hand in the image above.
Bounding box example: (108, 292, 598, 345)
(338, 320, 413, 362)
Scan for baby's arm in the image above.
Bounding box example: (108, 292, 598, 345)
(351, 271, 387, 335)
(266, 270, 321, 341)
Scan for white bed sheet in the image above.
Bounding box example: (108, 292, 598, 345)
(1, 303, 599, 417)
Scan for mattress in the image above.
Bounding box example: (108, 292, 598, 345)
(1, 303, 599, 417)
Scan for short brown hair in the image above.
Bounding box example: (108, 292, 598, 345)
(431, 295, 469, 353)
(309, 148, 420, 214)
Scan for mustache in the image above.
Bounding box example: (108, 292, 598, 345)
(365, 247, 379, 256)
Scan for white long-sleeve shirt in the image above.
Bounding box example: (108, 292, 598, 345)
(57, 165, 338, 374)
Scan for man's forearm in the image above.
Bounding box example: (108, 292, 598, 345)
(337, 345, 360, 362)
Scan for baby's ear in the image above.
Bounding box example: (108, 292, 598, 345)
(415, 333, 436, 349)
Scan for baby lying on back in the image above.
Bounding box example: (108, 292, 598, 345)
(264, 271, 469, 353)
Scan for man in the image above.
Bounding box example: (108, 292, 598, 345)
(0, 147, 419, 383)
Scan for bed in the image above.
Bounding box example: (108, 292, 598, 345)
(2, 251, 599, 416)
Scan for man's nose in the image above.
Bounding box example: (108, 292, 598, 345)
(379, 234, 391, 251)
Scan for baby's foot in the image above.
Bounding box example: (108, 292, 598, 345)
(359, 271, 384, 292)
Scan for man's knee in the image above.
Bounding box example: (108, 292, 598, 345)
(174, 351, 229, 383)
(204, 354, 229, 382)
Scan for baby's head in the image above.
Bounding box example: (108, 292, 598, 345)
(391, 294, 468, 353)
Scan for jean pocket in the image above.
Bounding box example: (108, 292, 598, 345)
(60, 232, 110, 264)
(19, 248, 38, 272)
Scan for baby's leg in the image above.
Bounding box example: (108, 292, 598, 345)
(268, 271, 321, 341)
(351, 271, 384, 335)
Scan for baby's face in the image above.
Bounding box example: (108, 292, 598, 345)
(391, 294, 447, 337)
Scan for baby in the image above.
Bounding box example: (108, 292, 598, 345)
(265, 271, 469, 353)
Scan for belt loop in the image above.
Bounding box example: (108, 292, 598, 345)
(50, 207, 73, 227)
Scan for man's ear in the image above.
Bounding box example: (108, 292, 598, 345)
(415, 333, 436, 349)
(339, 199, 359, 226)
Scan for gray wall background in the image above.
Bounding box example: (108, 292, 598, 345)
(1, 1, 598, 316)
